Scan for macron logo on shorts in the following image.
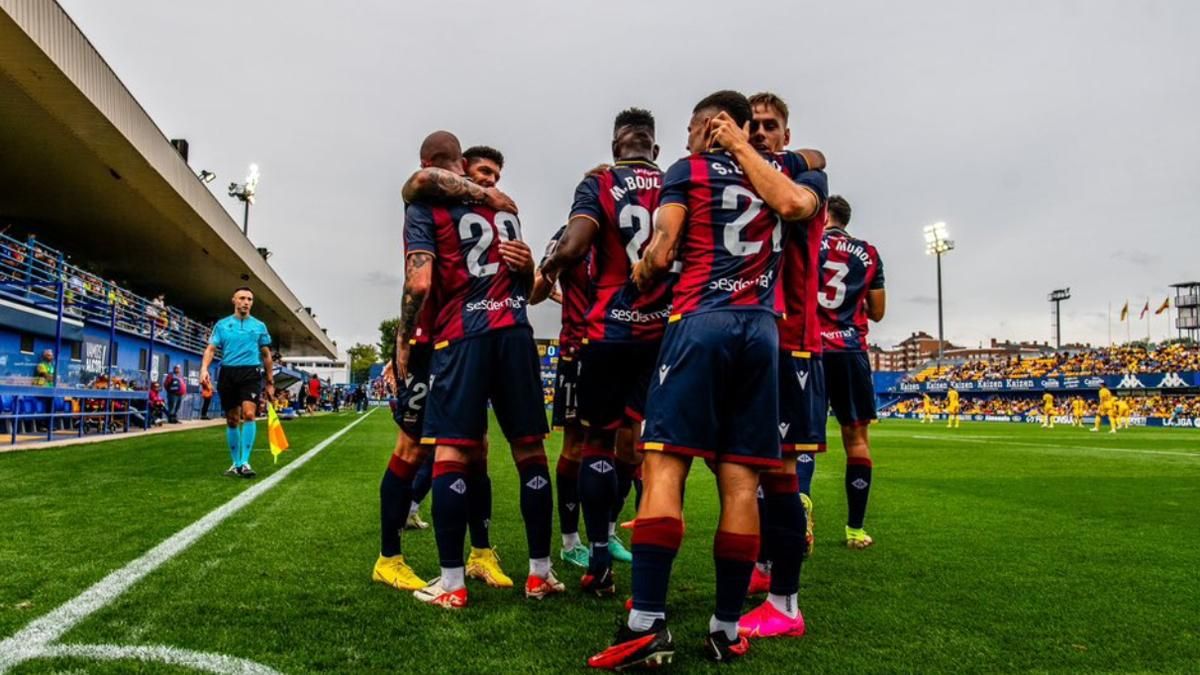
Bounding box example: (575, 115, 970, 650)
(450, 479, 467, 495)
(778, 422, 790, 438)
(526, 476, 549, 490)
(797, 371, 809, 390)
(658, 365, 670, 384)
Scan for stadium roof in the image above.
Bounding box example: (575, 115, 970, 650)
(0, 0, 336, 357)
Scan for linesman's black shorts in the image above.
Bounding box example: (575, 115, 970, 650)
(217, 365, 262, 414)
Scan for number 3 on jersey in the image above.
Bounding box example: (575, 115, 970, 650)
(459, 211, 521, 278)
(819, 260, 849, 309)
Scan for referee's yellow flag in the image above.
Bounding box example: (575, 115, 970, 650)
(268, 404, 290, 464)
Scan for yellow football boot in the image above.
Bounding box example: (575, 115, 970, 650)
(466, 547, 514, 588)
(372, 554, 427, 591)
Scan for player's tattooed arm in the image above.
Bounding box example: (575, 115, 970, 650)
(708, 112, 821, 221)
(400, 168, 518, 213)
(539, 216, 597, 281)
(396, 252, 433, 380)
(633, 205, 684, 291)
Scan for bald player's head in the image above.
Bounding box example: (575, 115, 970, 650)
(419, 130, 465, 173)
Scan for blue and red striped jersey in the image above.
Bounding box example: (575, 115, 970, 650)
(540, 225, 590, 357)
(410, 300, 437, 346)
(777, 204, 828, 353)
(569, 160, 672, 342)
(404, 201, 530, 346)
(659, 150, 827, 318)
(817, 227, 885, 352)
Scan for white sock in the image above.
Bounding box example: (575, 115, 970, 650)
(608, 521, 617, 537)
(529, 556, 551, 578)
(409, 502, 420, 517)
(709, 615, 738, 641)
(755, 562, 771, 574)
(767, 592, 799, 619)
(440, 566, 465, 591)
(628, 609, 665, 632)
(562, 532, 581, 550)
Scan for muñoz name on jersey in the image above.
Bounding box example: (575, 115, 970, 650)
(570, 159, 671, 342)
(404, 201, 530, 346)
(817, 226, 885, 351)
(660, 150, 827, 318)
(541, 225, 590, 356)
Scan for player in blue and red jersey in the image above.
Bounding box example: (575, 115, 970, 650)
(371, 141, 519, 595)
(733, 92, 828, 639)
(531, 225, 592, 570)
(817, 195, 886, 550)
(540, 108, 669, 598)
(587, 91, 827, 670)
(397, 131, 562, 609)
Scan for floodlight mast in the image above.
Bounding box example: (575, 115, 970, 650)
(923, 222, 955, 367)
(227, 163, 260, 236)
(1049, 288, 1072, 349)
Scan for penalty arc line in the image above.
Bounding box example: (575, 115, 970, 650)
(0, 409, 376, 673)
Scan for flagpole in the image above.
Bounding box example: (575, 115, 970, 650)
(1146, 299, 1151, 342)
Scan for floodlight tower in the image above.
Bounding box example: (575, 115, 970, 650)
(1048, 288, 1071, 349)
(227, 163, 260, 236)
(924, 222, 955, 366)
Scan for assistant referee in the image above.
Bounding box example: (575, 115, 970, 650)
(201, 287, 275, 478)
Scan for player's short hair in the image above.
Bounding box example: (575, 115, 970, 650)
(614, 107, 655, 134)
(827, 195, 852, 227)
(233, 286, 254, 295)
(748, 92, 790, 124)
(693, 90, 752, 128)
(464, 145, 504, 169)
(418, 130, 462, 167)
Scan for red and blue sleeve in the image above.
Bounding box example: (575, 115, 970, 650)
(659, 158, 692, 209)
(568, 176, 604, 223)
(403, 203, 437, 256)
(870, 247, 886, 289)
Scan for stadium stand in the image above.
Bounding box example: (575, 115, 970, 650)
(903, 344, 1200, 384)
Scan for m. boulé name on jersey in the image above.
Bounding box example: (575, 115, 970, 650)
(608, 172, 663, 202)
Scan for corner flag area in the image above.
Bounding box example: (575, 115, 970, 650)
(1, 411, 1197, 673)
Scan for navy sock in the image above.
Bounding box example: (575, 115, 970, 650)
(467, 458, 492, 549)
(556, 455, 581, 537)
(612, 459, 637, 525)
(580, 449, 617, 574)
(846, 457, 873, 529)
(713, 530, 759, 622)
(796, 452, 816, 496)
(431, 460, 469, 568)
(631, 516, 684, 614)
(762, 472, 804, 596)
(517, 454, 552, 560)
(410, 453, 434, 506)
(379, 455, 417, 557)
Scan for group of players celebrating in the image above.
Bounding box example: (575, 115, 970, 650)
(374, 88, 888, 669)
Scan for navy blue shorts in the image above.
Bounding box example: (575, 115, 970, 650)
(422, 327, 549, 447)
(779, 352, 827, 453)
(824, 351, 877, 427)
(577, 340, 659, 430)
(551, 355, 579, 429)
(640, 310, 780, 469)
(391, 344, 432, 439)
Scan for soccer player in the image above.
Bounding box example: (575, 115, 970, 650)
(1092, 385, 1117, 433)
(1041, 392, 1056, 428)
(946, 387, 961, 428)
(1072, 396, 1086, 427)
(816, 195, 886, 550)
(372, 142, 519, 593)
(587, 91, 826, 669)
(539, 108, 669, 596)
(922, 393, 935, 423)
(531, 224, 592, 570)
(200, 287, 274, 479)
(400, 131, 562, 609)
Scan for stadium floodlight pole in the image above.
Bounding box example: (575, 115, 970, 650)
(924, 222, 955, 367)
(1049, 288, 1071, 349)
(227, 163, 260, 236)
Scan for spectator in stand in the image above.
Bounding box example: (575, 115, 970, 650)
(34, 349, 55, 387)
(164, 365, 185, 424)
(200, 375, 214, 420)
(147, 382, 166, 426)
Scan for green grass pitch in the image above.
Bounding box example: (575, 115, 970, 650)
(1, 410, 1198, 673)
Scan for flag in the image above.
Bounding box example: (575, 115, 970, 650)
(1119, 301, 1129, 322)
(1155, 297, 1170, 315)
(268, 403, 290, 464)
(1138, 300, 1149, 320)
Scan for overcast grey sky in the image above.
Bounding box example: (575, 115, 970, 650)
(58, 0, 1200, 353)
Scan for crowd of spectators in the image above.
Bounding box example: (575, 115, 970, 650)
(892, 394, 1200, 419)
(906, 343, 1200, 384)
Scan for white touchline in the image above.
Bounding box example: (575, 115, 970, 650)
(910, 434, 1200, 458)
(39, 643, 282, 675)
(0, 409, 376, 673)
